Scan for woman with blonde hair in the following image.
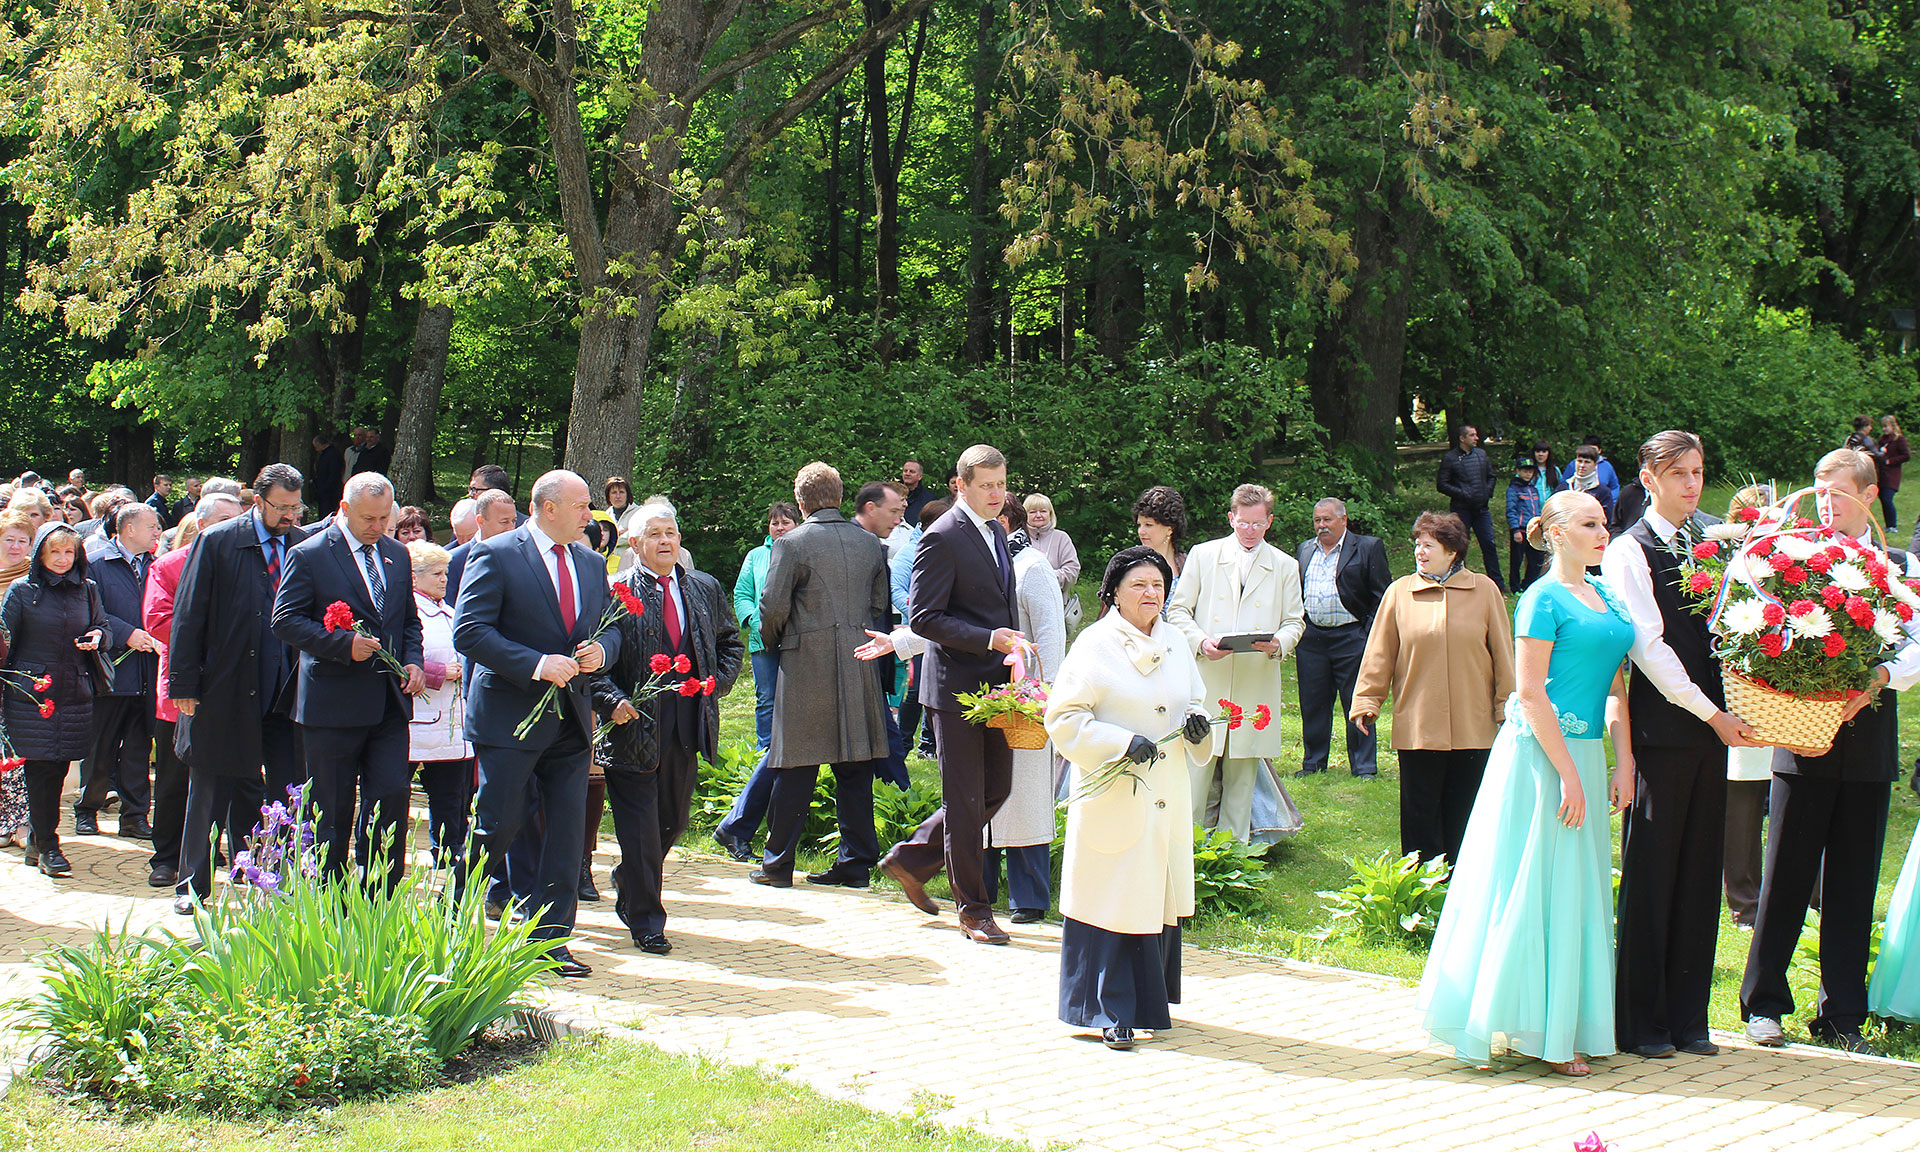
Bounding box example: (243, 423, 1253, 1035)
(4, 487, 52, 530)
(1419, 490, 1636, 1076)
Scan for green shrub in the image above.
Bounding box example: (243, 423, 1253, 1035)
(692, 740, 758, 828)
(23, 928, 190, 1101)
(1315, 851, 1450, 945)
(1191, 825, 1269, 917)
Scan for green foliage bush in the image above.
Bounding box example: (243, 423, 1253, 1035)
(1315, 851, 1450, 946)
(1191, 825, 1269, 917)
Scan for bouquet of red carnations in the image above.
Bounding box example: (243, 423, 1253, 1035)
(1680, 486, 1920, 754)
(516, 582, 649, 740)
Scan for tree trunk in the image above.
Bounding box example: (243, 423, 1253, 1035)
(961, 0, 997, 365)
(1090, 238, 1143, 363)
(390, 302, 455, 506)
(238, 426, 273, 484)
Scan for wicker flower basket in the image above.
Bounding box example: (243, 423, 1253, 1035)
(1721, 666, 1849, 757)
(987, 711, 1049, 750)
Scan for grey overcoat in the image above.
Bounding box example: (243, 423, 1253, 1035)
(760, 508, 891, 767)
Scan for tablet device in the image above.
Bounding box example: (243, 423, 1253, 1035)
(1214, 631, 1274, 653)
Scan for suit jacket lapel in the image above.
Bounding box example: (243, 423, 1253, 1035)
(515, 529, 569, 636)
(1240, 545, 1273, 599)
(325, 524, 378, 620)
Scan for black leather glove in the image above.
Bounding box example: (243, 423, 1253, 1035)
(1125, 735, 1159, 764)
(1184, 711, 1212, 745)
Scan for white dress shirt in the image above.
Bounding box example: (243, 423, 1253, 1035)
(1600, 507, 1720, 721)
(526, 521, 585, 617)
(957, 498, 1001, 563)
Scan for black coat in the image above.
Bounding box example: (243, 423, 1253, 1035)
(310, 445, 346, 512)
(1, 526, 109, 761)
(1437, 447, 1497, 508)
(909, 505, 1019, 710)
(168, 512, 311, 775)
(270, 522, 424, 727)
(84, 535, 156, 699)
(592, 564, 742, 772)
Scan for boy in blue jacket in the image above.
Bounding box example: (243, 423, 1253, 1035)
(1505, 458, 1544, 591)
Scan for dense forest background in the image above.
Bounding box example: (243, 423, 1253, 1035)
(1, 0, 1915, 573)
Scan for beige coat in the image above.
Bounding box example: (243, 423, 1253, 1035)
(1166, 535, 1304, 759)
(1046, 611, 1216, 935)
(1349, 570, 1515, 751)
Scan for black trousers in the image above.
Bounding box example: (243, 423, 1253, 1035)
(175, 711, 296, 898)
(1616, 743, 1728, 1050)
(1452, 503, 1508, 592)
(1741, 774, 1891, 1036)
(22, 759, 68, 852)
(1723, 778, 1769, 927)
(889, 707, 1012, 920)
(1507, 537, 1544, 592)
(470, 716, 589, 943)
(77, 694, 154, 817)
(1297, 622, 1375, 775)
(302, 702, 412, 887)
(1397, 747, 1488, 865)
(606, 743, 700, 938)
(762, 760, 881, 876)
(415, 758, 475, 869)
(150, 717, 190, 870)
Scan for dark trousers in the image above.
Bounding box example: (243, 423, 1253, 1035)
(471, 719, 589, 942)
(303, 704, 412, 887)
(1724, 778, 1769, 927)
(150, 718, 189, 870)
(762, 761, 881, 876)
(1881, 485, 1899, 530)
(1616, 743, 1728, 1050)
(1397, 747, 1488, 864)
(1297, 622, 1375, 775)
(720, 759, 778, 847)
(488, 778, 543, 907)
(1452, 502, 1508, 592)
(606, 744, 700, 938)
(415, 758, 475, 869)
(888, 707, 1012, 920)
(1741, 774, 1891, 1036)
(77, 694, 153, 816)
(985, 844, 1051, 912)
(1507, 538, 1544, 591)
(175, 711, 294, 898)
(22, 759, 68, 852)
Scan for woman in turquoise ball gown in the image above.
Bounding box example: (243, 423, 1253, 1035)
(1418, 490, 1637, 1077)
(1870, 828, 1920, 1024)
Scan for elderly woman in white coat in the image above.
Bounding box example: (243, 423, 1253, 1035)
(1045, 546, 1215, 1051)
(407, 540, 473, 872)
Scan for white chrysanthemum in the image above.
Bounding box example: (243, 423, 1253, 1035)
(1887, 576, 1920, 612)
(1773, 535, 1821, 561)
(1829, 560, 1871, 592)
(1874, 609, 1903, 646)
(1746, 557, 1776, 584)
(1721, 599, 1767, 636)
(1788, 606, 1835, 639)
(1706, 523, 1749, 542)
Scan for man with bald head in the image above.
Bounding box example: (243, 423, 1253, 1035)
(455, 470, 621, 978)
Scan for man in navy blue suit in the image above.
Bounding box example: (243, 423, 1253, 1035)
(272, 472, 425, 886)
(446, 488, 519, 604)
(454, 470, 620, 978)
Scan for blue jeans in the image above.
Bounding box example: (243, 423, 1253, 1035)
(719, 652, 781, 844)
(751, 650, 778, 752)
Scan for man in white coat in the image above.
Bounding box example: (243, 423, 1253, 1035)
(1168, 484, 1305, 840)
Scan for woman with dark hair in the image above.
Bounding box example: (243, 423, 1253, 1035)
(394, 506, 432, 545)
(1132, 486, 1189, 587)
(1, 522, 109, 877)
(1351, 511, 1515, 866)
(1530, 441, 1561, 494)
(1045, 546, 1215, 1050)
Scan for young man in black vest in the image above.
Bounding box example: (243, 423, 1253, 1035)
(1741, 448, 1920, 1055)
(1600, 430, 1760, 1058)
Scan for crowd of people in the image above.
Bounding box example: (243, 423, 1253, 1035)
(5, 421, 1920, 1060)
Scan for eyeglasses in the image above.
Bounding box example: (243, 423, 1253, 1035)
(1230, 519, 1270, 531)
(262, 497, 305, 515)
(466, 484, 487, 495)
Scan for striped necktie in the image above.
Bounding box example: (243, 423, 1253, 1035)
(361, 542, 386, 617)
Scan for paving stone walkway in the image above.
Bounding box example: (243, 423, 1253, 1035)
(3, 826, 1919, 1151)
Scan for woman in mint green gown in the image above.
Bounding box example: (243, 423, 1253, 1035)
(1869, 826, 1920, 1022)
(1418, 492, 1636, 1076)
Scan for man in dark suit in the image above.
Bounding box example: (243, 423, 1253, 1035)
(454, 470, 620, 978)
(272, 471, 425, 886)
(446, 488, 518, 604)
(752, 464, 890, 890)
(880, 444, 1024, 945)
(356, 429, 392, 479)
(593, 500, 742, 953)
(1295, 498, 1392, 777)
(168, 463, 311, 912)
(309, 433, 346, 514)
(75, 502, 164, 839)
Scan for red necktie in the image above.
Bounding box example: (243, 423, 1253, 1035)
(660, 573, 683, 649)
(551, 544, 576, 633)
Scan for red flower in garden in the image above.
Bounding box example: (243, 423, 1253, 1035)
(701, 675, 717, 696)
(672, 654, 692, 674)
(1252, 705, 1272, 731)
(1805, 552, 1833, 574)
(38, 699, 55, 718)
(1686, 571, 1715, 596)
(1757, 633, 1786, 658)
(612, 584, 646, 617)
(1782, 565, 1808, 586)
(649, 653, 673, 675)
(323, 600, 357, 632)
(676, 678, 702, 697)
(1788, 599, 1816, 618)
(1767, 552, 1794, 573)
(1761, 603, 1786, 627)
(1822, 585, 1848, 611)
(1846, 596, 1876, 629)
(1824, 633, 1848, 658)
(1691, 540, 1719, 560)
(292, 1065, 311, 1088)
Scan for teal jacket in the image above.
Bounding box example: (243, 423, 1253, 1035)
(734, 538, 773, 654)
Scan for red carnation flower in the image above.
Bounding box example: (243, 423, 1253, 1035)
(1227, 715, 1243, 730)
(1907, 579, 1920, 598)
(1805, 552, 1833, 574)
(38, 699, 55, 718)
(1748, 538, 1774, 558)
(1822, 585, 1848, 610)
(31, 674, 51, 692)
(1827, 546, 1848, 563)
(1218, 698, 1233, 712)
(1761, 603, 1786, 627)
(676, 678, 702, 697)
(649, 653, 672, 675)
(1793, 517, 1814, 529)
(672, 654, 692, 674)
(1788, 599, 1816, 618)
(323, 601, 357, 632)
(1768, 552, 1794, 573)
(1691, 540, 1719, 560)
(1824, 633, 1847, 658)
(1757, 633, 1786, 658)
(701, 675, 717, 696)
(0, 757, 23, 772)
(1686, 571, 1714, 595)
(1846, 596, 1876, 628)
(613, 584, 646, 616)
(1252, 704, 1272, 731)
(1733, 507, 1761, 523)
(1782, 565, 1808, 586)
(1898, 603, 1915, 623)
(1865, 557, 1889, 580)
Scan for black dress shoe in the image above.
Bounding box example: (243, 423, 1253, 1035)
(635, 933, 672, 955)
(1677, 1039, 1719, 1056)
(578, 857, 602, 902)
(1813, 1029, 1882, 1057)
(1630, 1043, 1677, 1059)
(1009, 908, 1045, 924)
(879, 853, 939, 914)
(547, 946, 592, 978)
(712, 829, 753, 863)
(485, 900, 508, 922)
(1102, 1026, 1135, 1050)
(72, 809, 99, 836)
(148, 864, 178, 888)
(806, 864, 871, 888)
(750, 868, 793, 888)
(1294, 767, 1326, 778)
(38, 847, 72, 878)
(118, 813, 153, 840)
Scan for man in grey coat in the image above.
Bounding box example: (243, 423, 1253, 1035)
(752, 462, 892, 888)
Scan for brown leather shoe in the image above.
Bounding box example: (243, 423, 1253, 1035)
(879, 853, 939, 915)
(959, 912, 1010, 945)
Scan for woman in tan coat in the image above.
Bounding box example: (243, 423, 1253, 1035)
(1351, 512, 1515, 865)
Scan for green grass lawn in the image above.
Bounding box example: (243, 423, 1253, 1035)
(0, 1036, 1026, 1152)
